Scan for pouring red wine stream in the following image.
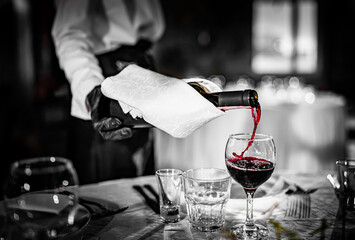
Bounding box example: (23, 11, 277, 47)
(232, 102, 261, 160)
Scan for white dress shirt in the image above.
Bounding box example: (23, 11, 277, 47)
(52, 0, 165, 120)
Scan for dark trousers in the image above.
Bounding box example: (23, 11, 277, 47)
(67, 40, 155, 185)
(67, 117, 152, 184)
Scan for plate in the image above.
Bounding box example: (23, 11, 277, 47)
(3, 202, 90, 240)
(61, 204, 91, 238)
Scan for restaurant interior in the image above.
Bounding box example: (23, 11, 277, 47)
(0, 0, 355, 200)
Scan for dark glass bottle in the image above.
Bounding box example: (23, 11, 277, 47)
(126, 82, 259, 128)
(187, 82, 259, 109)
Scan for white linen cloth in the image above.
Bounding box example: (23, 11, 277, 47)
(226, 175, 289, 220)
(51, 0, 165, 120)
(101, 65, 224, 138)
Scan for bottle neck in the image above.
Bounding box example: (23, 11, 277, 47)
(187, 82, 259, 108)
(217, 90, 259, 108)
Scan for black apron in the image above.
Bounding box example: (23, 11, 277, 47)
(67, 40, 155, 185)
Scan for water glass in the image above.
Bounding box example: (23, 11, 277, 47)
(336, 160, 355, 210)
(182, 168, 231, 232)
(155, 169, 183, 223)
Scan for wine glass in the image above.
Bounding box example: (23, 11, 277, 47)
(3, 156, 80, 239)
(225, 133, 276, 239)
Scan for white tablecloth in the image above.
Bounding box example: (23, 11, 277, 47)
(154, 93, 346, 173)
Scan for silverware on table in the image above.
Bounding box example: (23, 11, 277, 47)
(133, 185, 160, 214)
(79, 197, 129, 219)
(284, 184, 317, 219)
(285, 193, 311, 219)
(143, 184, 160, 203)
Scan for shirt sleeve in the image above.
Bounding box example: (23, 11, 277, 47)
(52, 0, 104, 120)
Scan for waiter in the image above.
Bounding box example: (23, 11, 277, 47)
(51, 0, 165, 184)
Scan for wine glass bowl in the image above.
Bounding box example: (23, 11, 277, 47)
(225, 133, 276, 239)
(5, 156, 79, 199)
(3, 156, 80, 239)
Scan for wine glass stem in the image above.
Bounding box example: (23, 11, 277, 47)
(245, 189, 256, 228)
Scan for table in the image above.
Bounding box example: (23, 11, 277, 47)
(154, 93, 346, 173)
(54, 171, 355, 239)
(1, 171, 354, 239)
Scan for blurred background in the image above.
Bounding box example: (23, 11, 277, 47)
(0, 0, 355, 195)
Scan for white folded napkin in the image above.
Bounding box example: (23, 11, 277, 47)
(226, 175, 290, 220)
(101, 64, 224, 138)
(226, 195, 283, 221)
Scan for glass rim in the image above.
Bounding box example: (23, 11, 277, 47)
(228, 133, 273, 141)
(336, 159, 355, 166)
(10, 156, 74, 174)
(182, 168, 230, 182)
(155, 168, 183, 176)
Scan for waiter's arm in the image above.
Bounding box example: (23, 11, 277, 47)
(52, 0, 103, 120)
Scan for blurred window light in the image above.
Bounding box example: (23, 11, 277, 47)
(276, 88, 288, 100)
(252, 0, 318, 74)
(305, 91, 316, 104)
(289, 76, 300, 88)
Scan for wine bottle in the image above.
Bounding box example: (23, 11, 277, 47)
(187, 81, 259, 109)
(125, 80, 259, 128)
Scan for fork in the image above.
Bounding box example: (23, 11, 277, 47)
(285, 193, 311, 218)
(133, 185, 160, 214)
(284, 185, 316, 218)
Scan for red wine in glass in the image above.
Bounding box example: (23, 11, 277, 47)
(226, 157, 274, 190)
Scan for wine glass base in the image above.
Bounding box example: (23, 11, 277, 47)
(230, 223, 269, 240)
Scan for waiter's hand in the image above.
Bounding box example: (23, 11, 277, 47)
(86, 86, 133, 141)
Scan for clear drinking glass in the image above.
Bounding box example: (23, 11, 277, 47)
(3, 156, 79, 239)
(155, 169, 183, 223)
(225, 133, 276, 239)
(183, 168, 231, 232)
